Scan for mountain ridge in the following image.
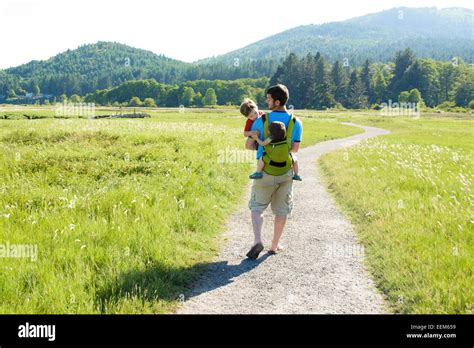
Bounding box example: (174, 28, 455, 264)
(197, 7, 473, 65)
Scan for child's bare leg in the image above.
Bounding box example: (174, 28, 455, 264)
(256, 157, 265, 172)
(292, 157, 302, 181)
(245, 137, 257, 150)
(292, 159, 299, 175)
(249, 157, 265, 179)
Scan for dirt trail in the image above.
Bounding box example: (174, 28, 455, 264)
(176, 122, 391, 314)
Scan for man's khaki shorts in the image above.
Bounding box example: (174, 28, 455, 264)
(248, 169, 294, 216)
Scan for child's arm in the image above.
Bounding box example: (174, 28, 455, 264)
(255, 136, 272, 147)
(244, 130, 259, 138)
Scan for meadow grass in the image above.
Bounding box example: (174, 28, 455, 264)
(319, 115, 473, 313)
(0, 107, 361, 313)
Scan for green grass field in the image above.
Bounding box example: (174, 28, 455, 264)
(0, 106, 362, 313)
(319, 114, 473, 314)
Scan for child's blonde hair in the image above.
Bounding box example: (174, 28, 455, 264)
(239, 98, 257, 117)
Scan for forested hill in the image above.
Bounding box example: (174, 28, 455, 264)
(0, 41, 276, 97)
(199, 7, 474, 66)
(4, 42, 191, 93)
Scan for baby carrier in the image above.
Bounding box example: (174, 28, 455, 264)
(261, 113, 296, 176)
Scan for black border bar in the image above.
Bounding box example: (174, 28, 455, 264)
(0, 314, 472, 346)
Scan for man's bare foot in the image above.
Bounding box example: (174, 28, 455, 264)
(268, 245, 285, 255)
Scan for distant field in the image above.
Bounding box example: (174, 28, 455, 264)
(0, 107, 362, 313)
(319, 115, 473, 313)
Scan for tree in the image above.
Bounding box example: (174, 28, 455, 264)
(17, 87, 27, 96)
(398, 91, 410, 103)
(270, 53, 303, 107)
(360, 59, 372, 103)
(331, 61, 349, 106)
(439, 62, 459, 103)
(389, 48, 417, 98)
(129, 96, 143, 106)
(269, 65, 285, 86)
(347, 70, 368, 108)
(202, 88, 217, 106)
(372, 68, 387, 104)
(33, 84, 40, 96)
(454, 79, 474, 107)
(60, 94, 68, 103)
(416, 59, 441, 107)
(7, 89, 16, 98)
(165, 86, 180, 106)
(181, 86, 195, 106)
(403, 60, 424, 91)
(194, 92, 203, 107)
(69, 94, 81, 103)
(299, 53, 318, 107)
(308, 56, 335, 109)
(143, 98, 157, 107)
(408, 88, 423, 105)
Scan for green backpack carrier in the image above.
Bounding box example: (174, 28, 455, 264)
(261, 113, 296, 176)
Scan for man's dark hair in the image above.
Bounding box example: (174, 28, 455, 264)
(268, 121, 286, 142)
(266, 84, 289, 106)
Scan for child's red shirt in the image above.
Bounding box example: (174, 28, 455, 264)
(244, 111, 264, 132)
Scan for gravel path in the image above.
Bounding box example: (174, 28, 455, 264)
(176, 122, 391, 314)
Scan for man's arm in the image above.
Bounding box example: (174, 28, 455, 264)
(291, 141, 300, 153)
(290, 117, 303, 153)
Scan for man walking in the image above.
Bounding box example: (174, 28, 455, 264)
(245, 84, 303, 259)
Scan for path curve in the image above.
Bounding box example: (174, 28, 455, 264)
(176, 122, 391, 314)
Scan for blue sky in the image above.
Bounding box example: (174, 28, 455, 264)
(0, 0, 473, 69)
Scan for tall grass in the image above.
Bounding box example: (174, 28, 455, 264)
(0, 109, 361, 313)
(319, 116, 473, 313)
